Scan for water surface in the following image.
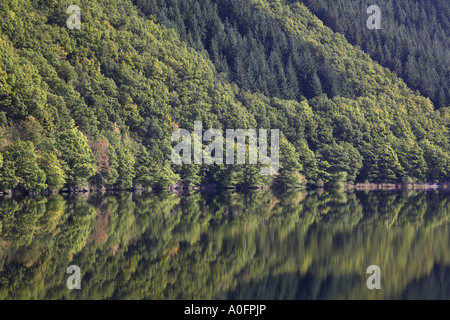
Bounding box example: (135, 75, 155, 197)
(0, 190, 449, 299)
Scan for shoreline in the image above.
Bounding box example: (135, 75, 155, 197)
(346, 182, 447, 191)
(1, 182, 449, 198)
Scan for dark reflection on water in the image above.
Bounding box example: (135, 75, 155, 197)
(0, 189, 449, 300)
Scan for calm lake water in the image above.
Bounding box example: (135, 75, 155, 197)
(0, 190, 449, 300)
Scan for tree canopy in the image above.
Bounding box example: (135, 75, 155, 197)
(0, 0, 449, 192)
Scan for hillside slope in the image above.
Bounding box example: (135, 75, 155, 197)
(297, 0, 450, 109)
(0, 0, 448, 193)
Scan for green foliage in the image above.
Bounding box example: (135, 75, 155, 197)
(377, 143, 403, 183)
(133, 145, 154, 188)
(135, 0, 353, 101)
(105, 129, 136, 189)
(0, 140, 47, 192)
(420, 139, 450, 182)
(57, 122, 96, 188)
(177, 164, 202, 187)
(152, 162, 180, 189)
(274, 136, 305, 188)
(0, 0, 448, 192)
(298, 0, 450, 109)
(316, 143, 362, 186)
(38, 152, 66, 190)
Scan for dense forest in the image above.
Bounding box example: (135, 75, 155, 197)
(297, 0, 450, 109)
(0, 190, 449, 299)
(0, 0, 449, 194)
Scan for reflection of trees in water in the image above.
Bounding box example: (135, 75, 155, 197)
(0, 190, 449, 299)
(400, 264, 450, 300)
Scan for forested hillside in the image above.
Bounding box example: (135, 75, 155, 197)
(0, 0, 449, 193)
(134, 0, 357, 101)
(297, 0, 450, 109)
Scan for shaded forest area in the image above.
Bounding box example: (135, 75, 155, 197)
(296, 0, 450, 109)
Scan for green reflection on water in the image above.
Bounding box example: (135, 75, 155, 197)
(0, 190, 449, 300)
